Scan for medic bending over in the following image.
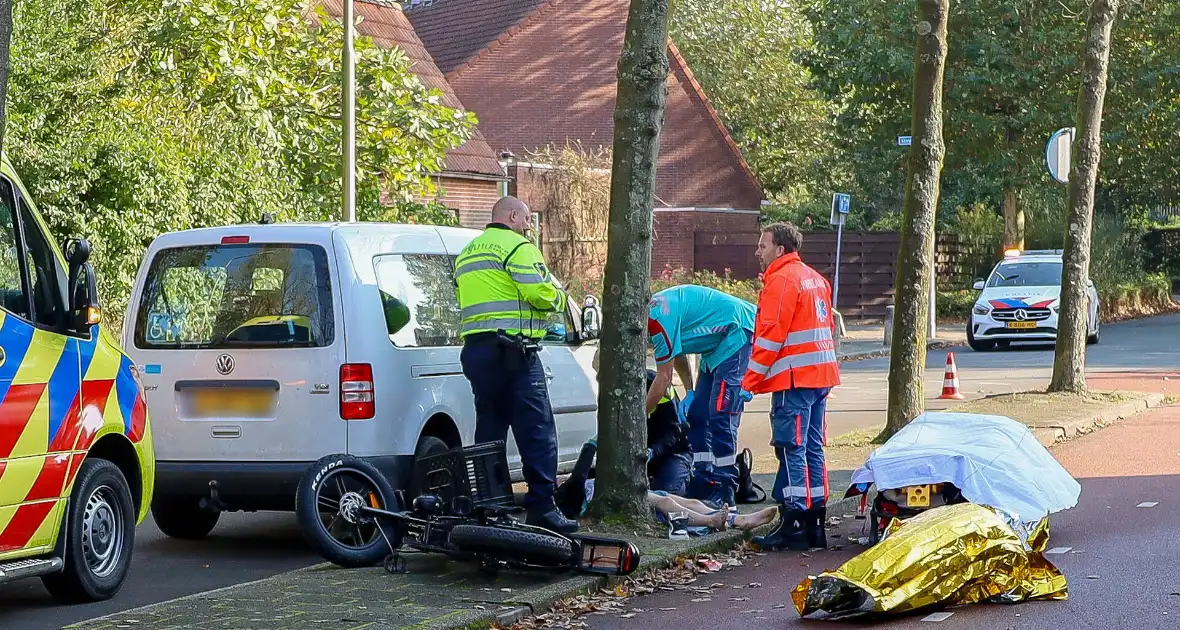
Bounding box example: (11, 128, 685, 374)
(646, 285, 756, 506)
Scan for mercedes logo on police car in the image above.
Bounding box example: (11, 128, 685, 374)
(215, 354, 235, 375)
(1014, 309, 1028, 321)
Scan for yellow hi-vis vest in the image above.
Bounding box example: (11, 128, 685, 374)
(454, 225, 567, 339)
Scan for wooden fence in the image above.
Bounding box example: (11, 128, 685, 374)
(800, 231, 989, 319)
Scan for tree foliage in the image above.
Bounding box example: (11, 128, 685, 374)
(8, 0, 473, 325)
(802, 0, 1180, 226)
(670, 0, 835, 200)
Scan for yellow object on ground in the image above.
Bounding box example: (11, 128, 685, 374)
(791, 503, 1068, 620)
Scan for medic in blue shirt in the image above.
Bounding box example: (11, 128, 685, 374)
(646, 285, 757, 506)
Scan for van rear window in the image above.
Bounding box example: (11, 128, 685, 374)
(133, 243, 334, 349)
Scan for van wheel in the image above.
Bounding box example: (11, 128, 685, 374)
(152, 496, 220, 540)
(409, 435, 452, 497)
(42, 459, 136, 603)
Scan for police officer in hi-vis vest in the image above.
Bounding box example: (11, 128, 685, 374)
(454, 196, 578, 534)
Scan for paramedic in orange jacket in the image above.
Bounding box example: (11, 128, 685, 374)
(742, 222, 841, 551)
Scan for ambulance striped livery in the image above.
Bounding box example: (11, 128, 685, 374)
(0, 314, 154, 559)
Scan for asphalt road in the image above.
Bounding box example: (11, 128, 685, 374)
(585, 400, 1180, 630)
(3, 313, 1177, 629)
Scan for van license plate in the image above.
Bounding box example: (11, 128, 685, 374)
(190, 389, 275, 418)
(1006, 321, 1037, 330)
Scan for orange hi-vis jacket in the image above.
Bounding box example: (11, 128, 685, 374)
(742, 253, 841, 394)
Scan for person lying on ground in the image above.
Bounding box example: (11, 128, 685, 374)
(554, 437, 779, 533)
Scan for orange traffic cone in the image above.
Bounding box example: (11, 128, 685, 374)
(938, 352, 966, 400)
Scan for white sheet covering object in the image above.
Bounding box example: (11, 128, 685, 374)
(850, 412, 1081, 526)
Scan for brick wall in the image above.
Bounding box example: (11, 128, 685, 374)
(653, 209, 762, 280)
(425, 176, 502, 228)
(652, 211, 696, 275)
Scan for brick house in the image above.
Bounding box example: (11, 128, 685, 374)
(404, 0, 768, 279)
(322, 0, 509, 225)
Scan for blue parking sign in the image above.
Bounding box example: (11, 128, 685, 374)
(833, 193, 851, 215)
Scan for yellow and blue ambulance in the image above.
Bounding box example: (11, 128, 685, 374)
(0, 156, 154, 602)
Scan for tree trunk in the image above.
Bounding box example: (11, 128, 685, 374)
(0, 0, 12, 155)
(1002, 187, 1024, 250)
(1049, 0, 1119, 393)
(583, 0, 670, 525)
(879, 0, 950, 441)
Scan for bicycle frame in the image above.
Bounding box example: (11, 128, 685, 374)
(350, 502, 640, 576)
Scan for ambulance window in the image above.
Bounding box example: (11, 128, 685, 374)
(0, 179, 25, 320)
(17, 197, 65, 328)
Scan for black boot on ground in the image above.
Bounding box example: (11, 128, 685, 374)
(751, 506, 808, 551)
(527, 506, 580, 534)
(806, 506, 827, 550)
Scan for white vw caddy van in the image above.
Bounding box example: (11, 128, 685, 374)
(124, 222, 602, 539)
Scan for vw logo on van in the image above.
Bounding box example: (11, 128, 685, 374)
(215, 354, 236, 376)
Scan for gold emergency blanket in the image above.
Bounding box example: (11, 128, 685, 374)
(791, 503, 1068, 620)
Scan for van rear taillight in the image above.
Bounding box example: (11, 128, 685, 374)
(221, 236, 250, 244)
(340, 363, 374, 420)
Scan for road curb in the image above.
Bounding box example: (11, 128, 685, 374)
(837, 337, 964, 364)
(460, 496, 863, 629)
(1026, 392, 1169, 447)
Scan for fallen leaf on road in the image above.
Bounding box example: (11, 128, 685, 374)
(698, 559, 723, 572)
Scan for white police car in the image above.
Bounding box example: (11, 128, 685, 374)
(967, 249, 1100, 351)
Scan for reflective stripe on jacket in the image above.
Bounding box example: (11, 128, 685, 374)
(741, 253, 840, 393)
(454, 224, 567, 339)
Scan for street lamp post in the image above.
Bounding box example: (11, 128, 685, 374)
(341, 0, 356, 223)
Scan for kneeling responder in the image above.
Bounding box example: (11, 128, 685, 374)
(454, 196, 578, 534)
(646, 369, 692, 495)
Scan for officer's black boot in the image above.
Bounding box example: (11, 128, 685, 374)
(527, 505, 580, 534)
(806, 505, 828, 550)
(751, 505, 809, 551)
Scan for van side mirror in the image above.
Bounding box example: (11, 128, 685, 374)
(581, 295, 602, 340)
(64, 238, 91, 267)
(972, 279, 985, 291)
(65, 238, 101, 330)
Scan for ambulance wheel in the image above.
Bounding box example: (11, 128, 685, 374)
(42, 459, 136, 603)
(152, 495, 220, 539)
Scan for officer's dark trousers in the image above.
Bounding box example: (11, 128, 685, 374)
(460, 341, 558, 512)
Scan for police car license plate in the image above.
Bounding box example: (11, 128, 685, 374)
(1006, 321, 1037, 329)
(190, 389, 275, 418)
